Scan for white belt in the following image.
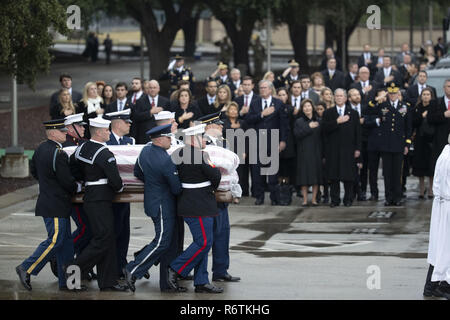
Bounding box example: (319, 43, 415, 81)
(182, 181, 211, 189)
(85, 178, 108, 186)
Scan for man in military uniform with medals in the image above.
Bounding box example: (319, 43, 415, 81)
(160, 54, 195, 94)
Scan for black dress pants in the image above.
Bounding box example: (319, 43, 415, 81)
(330, 180, 354, 205)
(368, 150, 381, 196)
(74, 201, 118, 289)
(381, 152, 403, 203)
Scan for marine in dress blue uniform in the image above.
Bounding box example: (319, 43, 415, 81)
(159, 54, 195, 94)
(123, 124, 184, 292)
(369, 83, 412, 206)
(16, 119, 80, 291)
(199, 112, 241, 283)
(104, 109, 135, 278)
(167, 124, 224, 293)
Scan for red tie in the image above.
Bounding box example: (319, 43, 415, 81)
(448, 100, 450, 110)
(245, 96, 248, 107)
(133, 94, 137, 104)
(151, 98, 155, 107)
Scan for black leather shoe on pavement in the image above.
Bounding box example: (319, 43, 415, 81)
(195, 283, 224, 293)
(254, 198, 264, 205)
(100, 284, 129, 292)
(167, 267, 181, 290)
(161, 286, 188, 293)
(213, 273, 241, 282)
(123, 267, 136, 292)
(16, 265, 31, 291)
(178, 273, 193, 281)
(143, 272, 150, 279)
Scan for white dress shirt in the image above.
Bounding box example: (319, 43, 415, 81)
(117, 97, 127, 111)
(148, 95, 158, 107)
(336, 105, 345, 116)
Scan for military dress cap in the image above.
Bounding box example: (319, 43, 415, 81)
(104, 109, 132, 123)
(43, 119, 68, 131)
(387, 82, 400, 93)
(89, 115, 111, 128)
(288, 59, 299, 67)
(64, 113, 86, 126)
(182, 123, 206, 136)
(154, 110, 175, 121)
(174, 54, 184, 60)
(146, 123, 172, 139)
(198, 112, 224, 125)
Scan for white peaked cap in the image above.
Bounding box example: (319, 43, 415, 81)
(182, 123, 206, 136)
(89, 115, 111, 128)
(64, 113, 86, 126)
(155, 110, 175, 121)
(105, 109, 131, 118)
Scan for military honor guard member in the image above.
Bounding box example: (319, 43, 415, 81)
(123, 124, 184, 292)
(16, 119, 81, 291)
(69, 116, 128, 291)
(274, 59, 300, 89)
(423, 136, 450, 300)
(370, 82, 412, 206)
(167, 124, 224, 293)
(199, 113, 241, 283)
(160, 54, 195, 94)
(104, 109, 135, 279)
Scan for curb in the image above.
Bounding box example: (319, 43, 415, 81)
(0, 183, 38, 211)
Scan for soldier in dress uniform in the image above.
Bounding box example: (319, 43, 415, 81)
(167, 124, 224, 293)
(210, 62, 230, 86)
(68, 116, 128, 291)
(16, 119, 81, 291)
(160, 54, 195, 95)
(123, 124, 185, 293)
(369, 82, 412, 206)
(274, 59, 300, 89)
(104, 109, 135, 279)
(199, 112, 241, 283)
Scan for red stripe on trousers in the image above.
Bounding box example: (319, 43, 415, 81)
(178, 217, 207, 274)
(73, 206, 86, 244)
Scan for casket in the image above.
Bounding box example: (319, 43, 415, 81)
(65, 144, 240, 203)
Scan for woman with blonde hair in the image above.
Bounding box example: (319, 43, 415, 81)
(214, 84, 232, 115)
(320, 87, 334, 109)
(50, 88, 76, 119)
(77, 81, 105, 117)
(263, 71, 277, 96)
(311, 72, 326, 95)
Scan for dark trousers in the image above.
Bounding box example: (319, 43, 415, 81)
(381, 152, 403, 203)
(360, 141, 369, 193)
(237, 163, 250, 196)
(368, 150, 381, 196)
(113, 203, 130, 276)
(250, 163, 279, 202)
(176, 216, 185, 255)
(22, 217, 73, 288)
(330, 180, 354, 205)
(170, 217, 214, 286)
(212, 206, 230, 278)
(74, 201, 118, 289)
(71, 205, 92, 256)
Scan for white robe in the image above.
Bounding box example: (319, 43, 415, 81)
(427, 144, 450, 283)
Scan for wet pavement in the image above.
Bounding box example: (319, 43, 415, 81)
(0, 175, 441, 300)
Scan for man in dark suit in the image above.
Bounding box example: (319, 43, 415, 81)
(357, 44, 377, 75)
(322, 89, 362, 207)
(105, 110, 134, 279)
(374, 56, 403, 89)
(197, 78, 218, 116)
(299, 74, 320, 105)
(427, 79, 450, 175)
(227, 68, 241, 98)
(320, 47, 343, 71)
(245, 80, 289, 205)
(405, 70, 437, 106)
(321, 58, 346, 92)
(49, 74, 82, 115)
(345, 63, 359, 90)
(350, 66, 378, 105)
(133, 80, 170, 144)
(105, 82, 132, 113)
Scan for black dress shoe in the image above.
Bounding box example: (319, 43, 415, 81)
(384, 201, 392, 206)
(357, 194, 367, 201)
(369, 194, 378, 201)
(16, 265, 31, 291)
(123, 268, 136, 292)
(194, 283, 224, 293)
(393, 201, 402, 206)
(167, 267, 181, 290)
(143, 272, 150, 279)
(178, 273, 193, 281)
(330, 203, 339, 208)
(100, 284, 129, 292)
(254, 198, 264, 205)
(344, 202, 352, 207)
(271, 200, 279, 206)
(213, 273, 241, 282)
(161, 286, 188, 293)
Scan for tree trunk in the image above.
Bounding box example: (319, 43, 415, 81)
(141, 29, 170, 80)
(288, 23, 309, 73)
(182, 14, 200, 58)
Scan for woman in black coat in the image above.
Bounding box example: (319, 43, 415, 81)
(412, 87, 436, 199)
(173, 88, 202, 130)
(294, 99, 322, 206)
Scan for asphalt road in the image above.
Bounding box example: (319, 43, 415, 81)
(0, 176, 440, 300)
